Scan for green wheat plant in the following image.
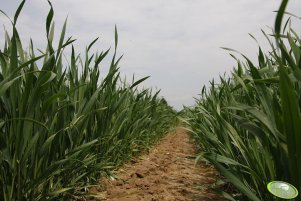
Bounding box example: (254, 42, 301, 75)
(184, 0, 301, 200)
(0, 1, 176, 200)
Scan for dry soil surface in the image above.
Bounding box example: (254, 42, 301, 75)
(87, 128, 224, 201)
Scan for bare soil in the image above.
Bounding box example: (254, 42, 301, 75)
(86, 128, 224, 201)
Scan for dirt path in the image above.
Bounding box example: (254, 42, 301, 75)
(88, 128, 224, 201)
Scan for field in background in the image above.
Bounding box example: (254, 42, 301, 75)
(1, 0, 300, 201)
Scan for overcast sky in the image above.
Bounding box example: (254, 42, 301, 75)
(0, 0, 300, 109)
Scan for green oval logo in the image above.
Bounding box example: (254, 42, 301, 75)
(267, 181, 298, 199)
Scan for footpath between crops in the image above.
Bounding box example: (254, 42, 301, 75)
(87, 128, 224, 201)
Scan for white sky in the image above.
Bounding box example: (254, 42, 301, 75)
(0, 0, 300, 109)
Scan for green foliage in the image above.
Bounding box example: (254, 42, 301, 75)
(184, 1, 301, 200)
(0, 1, 176, 200)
